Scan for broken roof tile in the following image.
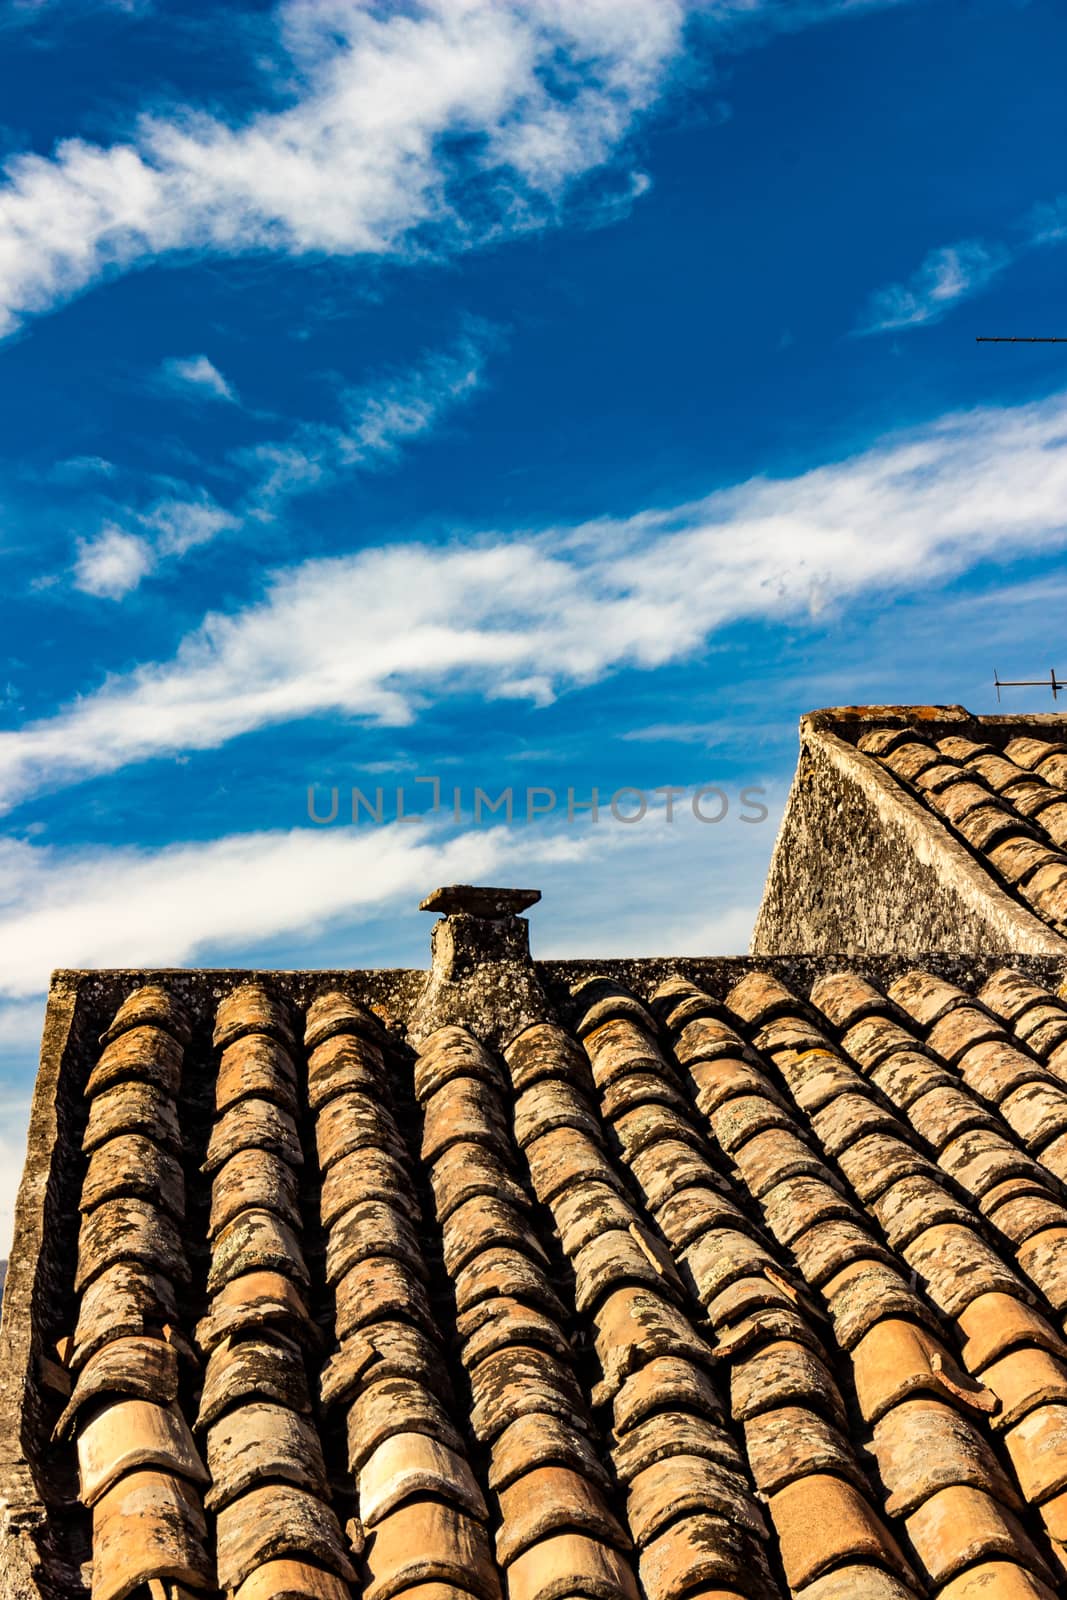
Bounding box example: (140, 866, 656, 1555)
(852, 1318, 989, 1425)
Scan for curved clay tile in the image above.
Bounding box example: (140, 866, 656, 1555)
(307, 1032, 386, 1111)
(86, 1026, 184, 1099)
(196, 1332, 311, 1431)
(90, 1469, 213, 1600)
(324, 1200, 426, 1288)
(77, 1399, 207, 1507)
(360, 1500, 500, 1600)
(213, 983, 297, 1052)
(53, 1336, 179, 1441)
(233, 1558, 353, 1600)
(216, 1033, 300, 1116)
(315, 1092, 406, 1173)
(319, 1322, 452, 1413)
(83, 1081, 182, 1154)
(194, 1270, 317, 1354)
(356, 1431, 486, 1528)
(428, 1141, 530, 1224)
(75, 1198, 189, 1293)
(205, 1401, 328, 1511)
(214, 1483, 356, 1590)
(203, 1097, 303, 1173)
(208, 1146, 302, 1239)
(494, 1464, 629, 1566)
(98, 984, 193, 1048)
(319, 1145, 413, 1231)
(345, 1378, 465, 1474)
(504, 1022, 591, 1093)
(80, 1134, 185, 1221)
(332, 1256, 435, 1342)
(304, 988, 388, 1055)
(71, 1262, 179, 1370)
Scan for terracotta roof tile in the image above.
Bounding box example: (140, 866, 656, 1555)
(86, 1026, 184, 1099)
(904, 1484, 1052, 1585)
(767, 1473, 917, 1591)
(98, 984, 192, 1047)
(215, 1484, 356, 1590)
(357, 1432, 486, 1528)
(870, 1397, 1023, 1516)
(506, 1532, 639, 1600)
(81, 1134, 186, 1221)
(495, 1465, 629, 1564)
(77, 1400, 207, 1507)
(90, 1469, 213, 1600)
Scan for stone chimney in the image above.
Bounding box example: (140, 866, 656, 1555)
(408, 885, 553, 1047)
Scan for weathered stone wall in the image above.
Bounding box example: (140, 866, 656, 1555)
(752, 725, 1066, 956)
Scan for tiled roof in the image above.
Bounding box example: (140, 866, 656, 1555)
(855, 724, 1067, 938)
(10, 909, 1067, 1600)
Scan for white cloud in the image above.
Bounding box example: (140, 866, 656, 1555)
(8, 388, 1067, 809)
(857, 239, 1010, 334)
(72, 524, 153, 598)
(0, 0, 687, 336)
(160, 354, 236, 402)
(0, 0, 923, 338)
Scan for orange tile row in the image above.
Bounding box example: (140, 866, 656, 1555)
(197, 984, 352, 1600)
(307, 1001, 499, 1600)
(415, 1022, 639, 1600)
(496, 1018, 779, 1600)
(62, 984, 213, 1600)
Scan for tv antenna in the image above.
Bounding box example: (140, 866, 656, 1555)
(994, 669, 1066, 702)
(976, 336, 1067, 343)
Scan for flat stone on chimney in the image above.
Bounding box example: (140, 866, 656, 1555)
(419, 885, 541, 917)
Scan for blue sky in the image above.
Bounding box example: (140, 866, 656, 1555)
(2, 0, 1067, 1245)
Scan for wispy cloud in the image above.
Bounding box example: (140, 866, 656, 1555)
(857, 240, 1010, 334)
(65, 331, 488, 595)
(160, 353, 236, 403)
(858, 187, 1067, 336)
(11, 387, 1067, 808)
(241, 329, 489, 516)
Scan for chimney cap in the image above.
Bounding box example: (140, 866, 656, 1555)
(420, 885, 541, 917)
